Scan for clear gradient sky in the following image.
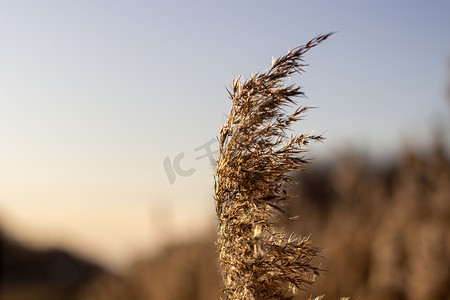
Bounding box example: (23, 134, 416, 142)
(1, 0, 449, 271)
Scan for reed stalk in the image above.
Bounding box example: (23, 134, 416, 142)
(214, 33, 333, 300)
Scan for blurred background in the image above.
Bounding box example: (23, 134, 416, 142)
(1, 1, 449, 299)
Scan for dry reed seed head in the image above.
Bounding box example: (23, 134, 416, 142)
(215, 33, 334, 300)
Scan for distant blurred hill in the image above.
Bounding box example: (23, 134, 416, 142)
(1, 230, 104, 300)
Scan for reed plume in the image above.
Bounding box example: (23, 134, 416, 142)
(214, 33, 333, 300)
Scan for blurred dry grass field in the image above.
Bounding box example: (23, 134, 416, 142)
(291, 141, 450, 299)
(3, 140, 448, 300)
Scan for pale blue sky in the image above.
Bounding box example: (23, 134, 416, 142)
(1, 0, 449, 269)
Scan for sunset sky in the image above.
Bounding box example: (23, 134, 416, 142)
(1, 0, 449, 271)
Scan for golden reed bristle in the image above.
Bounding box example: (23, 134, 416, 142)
(215, 33, 334, 300)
